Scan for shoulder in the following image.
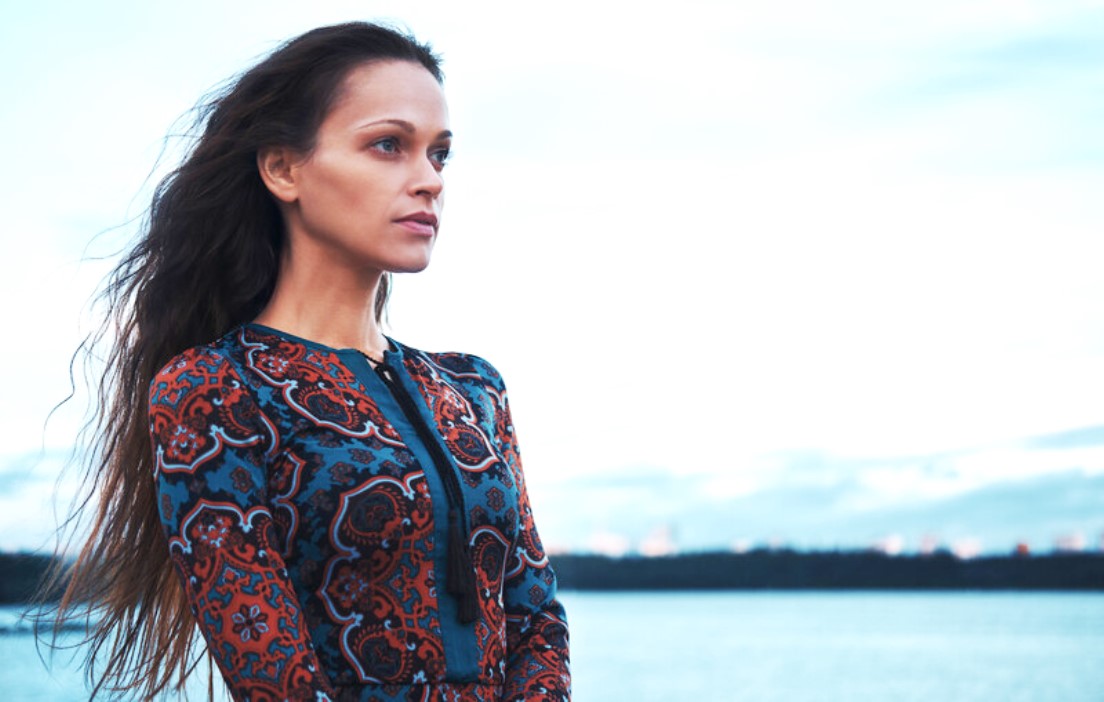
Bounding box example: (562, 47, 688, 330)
(400, 342, 508, 393)
(148, 330, 252, 405)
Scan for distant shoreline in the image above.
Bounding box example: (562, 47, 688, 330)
(550, 550, 1104, 591)
(2, 549, 1102, 604)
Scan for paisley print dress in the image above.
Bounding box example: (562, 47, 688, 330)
(148, 324, 570, 702)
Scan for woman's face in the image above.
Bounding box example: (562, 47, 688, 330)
(276, 60, 451, 277)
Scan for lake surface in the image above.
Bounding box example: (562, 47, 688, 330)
(3, 591, 1102, 700)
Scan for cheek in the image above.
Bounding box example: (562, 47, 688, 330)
(330, 164, 394, 217)
(301, 163, 384, 223)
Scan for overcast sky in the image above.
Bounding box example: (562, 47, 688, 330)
(3, 0, 1103, 554)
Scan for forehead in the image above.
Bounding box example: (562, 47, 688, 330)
(325, 60, 449, 129)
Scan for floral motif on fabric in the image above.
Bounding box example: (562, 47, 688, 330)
(149, 349, 272, 475)
(320, 472, 445, 683)
(168, 499, 334, 699)
(242, 332, 403, 444)
(402, 352, 499, 473)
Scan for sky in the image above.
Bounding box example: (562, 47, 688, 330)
(2, 0, 1104, 556)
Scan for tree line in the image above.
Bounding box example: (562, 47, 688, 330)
(550, 549, 1104, 590)
(2, 549, 1102, 603)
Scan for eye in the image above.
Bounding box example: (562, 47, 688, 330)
(370, 136, 401, 154)
(430, 146, 452, 169)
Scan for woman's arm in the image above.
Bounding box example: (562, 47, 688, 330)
(149, 348, 337, 702)
(501, 475, 571, 702)
(482, 367, 571, 701)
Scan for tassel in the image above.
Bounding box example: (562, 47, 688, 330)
(446, 509, 480, 623)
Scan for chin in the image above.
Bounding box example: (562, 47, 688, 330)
(389, 256, 433, 274)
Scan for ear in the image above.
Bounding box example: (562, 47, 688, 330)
(257, 146, 301, 204)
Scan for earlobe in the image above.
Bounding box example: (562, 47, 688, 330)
(257, 146, 299, 203)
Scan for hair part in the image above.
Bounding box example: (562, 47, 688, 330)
(39, 22, 441, 699)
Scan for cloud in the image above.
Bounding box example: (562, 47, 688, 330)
(976, 32, 1104, 66)
(1021, 424, 1104, 450)
(526, 432, 1104, 554)
(0, 449, 80, 552)
(537, 465, 1104, 554)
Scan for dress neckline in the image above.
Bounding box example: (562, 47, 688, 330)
(242, 322, 401, 361)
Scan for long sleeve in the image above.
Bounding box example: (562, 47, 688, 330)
(489, 376, 571, 702)
(149, 348, 337, 702)
(501, 478, 571, 702)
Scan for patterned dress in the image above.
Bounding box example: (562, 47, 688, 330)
(148, 324, 570, 702)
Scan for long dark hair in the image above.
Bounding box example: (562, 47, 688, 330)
(42, 22, 442, 699)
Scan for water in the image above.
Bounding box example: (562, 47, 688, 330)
(561, 591, 1104, 701)
(2, 591, 1102, 701)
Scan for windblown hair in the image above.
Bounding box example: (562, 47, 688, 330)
(41, 22, 442, 699)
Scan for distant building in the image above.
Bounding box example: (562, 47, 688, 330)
(639, 524, 677, 557)
(918, 534, 940, 556)
(951, 538, 982, 560)
(544, 541, 571, 557)
(1054, 532, 1085, 553)
(766, 536, 790, 552)
(588, 531, 631, 557)
(729, 538, 752, 554)
(871, 534, 905, 556)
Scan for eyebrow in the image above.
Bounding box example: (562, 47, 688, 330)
(356, 118, 452, 140)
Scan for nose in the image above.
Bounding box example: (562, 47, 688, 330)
(410, 157, 444, 199)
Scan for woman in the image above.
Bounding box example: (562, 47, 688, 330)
(50, 22, 569, 702)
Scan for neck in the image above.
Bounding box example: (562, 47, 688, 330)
(253, 245, 389, 356)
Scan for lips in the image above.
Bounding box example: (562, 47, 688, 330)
(394, 211, 438, 237)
